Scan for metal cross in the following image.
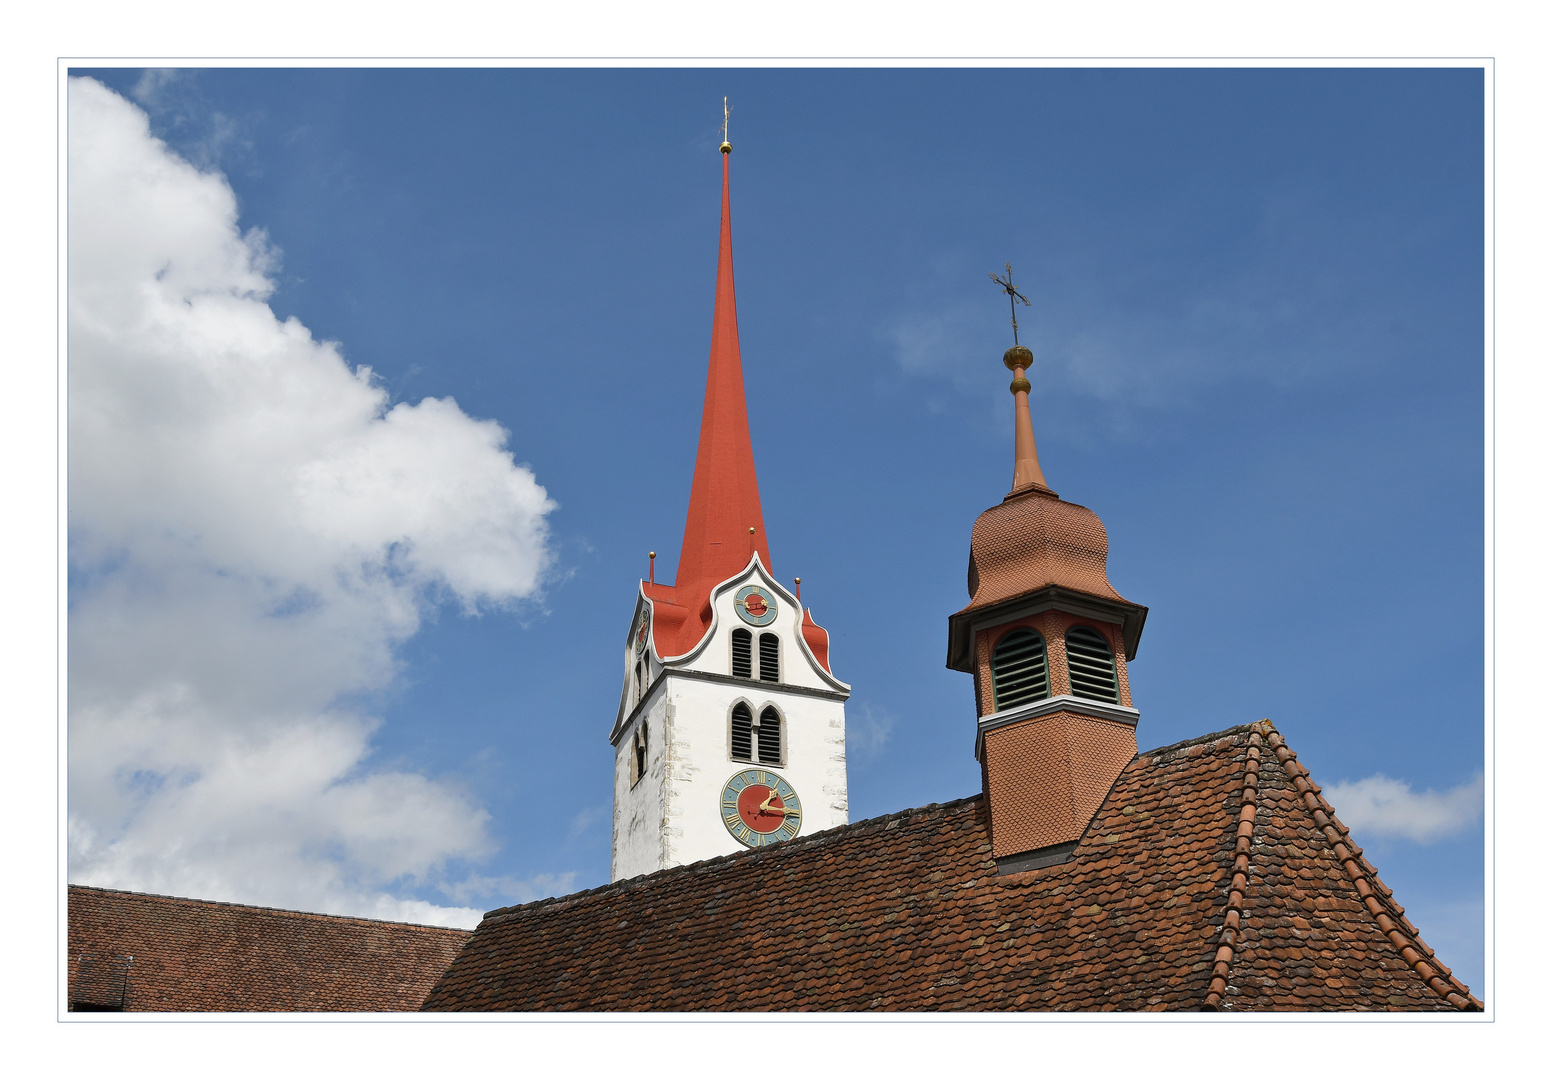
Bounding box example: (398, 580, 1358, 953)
(989, 261, 1031, 346)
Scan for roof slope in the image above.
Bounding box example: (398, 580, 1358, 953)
(423, 722, 1477, 1012)
(68, 885, 471, 1012)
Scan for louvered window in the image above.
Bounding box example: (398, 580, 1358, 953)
(730, 702, 754, 761)
(758, 633, 779, 682)
(731, 628, 752, 679)
(756, 706, 782, 764)
(1065, 625, 1119, 703)
(991, 628, 1049, 710)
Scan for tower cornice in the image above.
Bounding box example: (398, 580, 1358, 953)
(947, 583, 1148, 671)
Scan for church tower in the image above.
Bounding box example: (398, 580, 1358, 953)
(609, 128, 850, 882)
(948, 279, 1149, 875)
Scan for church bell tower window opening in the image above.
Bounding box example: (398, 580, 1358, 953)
(758, 633, 779, 682)
(1065, 624, 1119, 704)
(630, 721, 649, 787)
(730, 701, 754, 761)
(991, 628, 1049, 711)
(757, 706, 783, 765)
(731, 628, 753, 679)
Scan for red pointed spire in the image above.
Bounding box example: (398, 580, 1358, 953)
(643, 142, 835, 670)
(675, 150, 771, 591)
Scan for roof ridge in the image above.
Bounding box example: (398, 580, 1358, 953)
(66, 883, 474, 935)
(483, 794, 986, 921)
(1202, 723, 1266, 1009)
(1260, 728, 1482, 1011)
(1140, 722, 1261, 761)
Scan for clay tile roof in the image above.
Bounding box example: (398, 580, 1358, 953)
(422, 721, 1478, 1012)
(963, 488, 1129, 614)
(68, 885, 472, 1012)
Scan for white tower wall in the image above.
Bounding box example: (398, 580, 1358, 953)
(610, 557, 849, 881)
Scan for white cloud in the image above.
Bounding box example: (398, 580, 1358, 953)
(67, 77, 556, 928)
(440, 873, 579, 910)
(846, 701, 895, 759)
(1323, 773, 1483, 844)
(566, 805, 608, 844)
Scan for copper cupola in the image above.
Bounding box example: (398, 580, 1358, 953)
(949, 269, 1148, 874)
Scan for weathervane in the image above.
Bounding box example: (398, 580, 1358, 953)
(989, 261, 1031, 346)
(720, 97, 732, 153)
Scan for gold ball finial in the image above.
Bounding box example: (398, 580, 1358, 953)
(720, 141, 732, 154)
(748, 526, 755, 534)
(1003, 345, 1033, 372)
(649, 551, 656, 558)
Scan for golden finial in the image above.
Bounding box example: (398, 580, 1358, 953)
(720, 97, 732, 154)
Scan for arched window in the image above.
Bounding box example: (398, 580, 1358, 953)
(630, 721, 649, 786)
(992, 628, 1049, 710)
(1065, 624, 1119, 704)
(635, 659, 645, 703)
(756, 706, 783, 765)
(731, 628, 753, 679)
(730, 702, 754, 761)
(758, 633, 779, 682)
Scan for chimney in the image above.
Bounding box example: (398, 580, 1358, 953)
(947, 340, 1148, 874)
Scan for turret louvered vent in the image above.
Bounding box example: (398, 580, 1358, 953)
(731, 702, 754, 760)
(758, 633, 779, 682)
(731, 628, 752, 679)
(757, 706, 782, 764)
(991, 628, 1049, 711)
(1065, 625, 1119, 703)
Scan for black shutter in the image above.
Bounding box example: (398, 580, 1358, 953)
(758, 633, 779, 682)
(730, 702, 754, 760)
(757, 706, 782, 764)
(731, 628, 752, 679)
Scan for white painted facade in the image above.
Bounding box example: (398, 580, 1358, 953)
(610, 555, 849, 882)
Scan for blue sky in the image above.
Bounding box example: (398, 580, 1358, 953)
(66, 67, 1485, 992)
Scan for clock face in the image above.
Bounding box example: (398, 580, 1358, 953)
(721, 769, 802, 848)
(635, 612, 649, 655)
(734, 585, 778, 627)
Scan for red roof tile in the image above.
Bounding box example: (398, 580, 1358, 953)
(68, 886, 471, 1012)
(423, 721, 1477, 1012)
